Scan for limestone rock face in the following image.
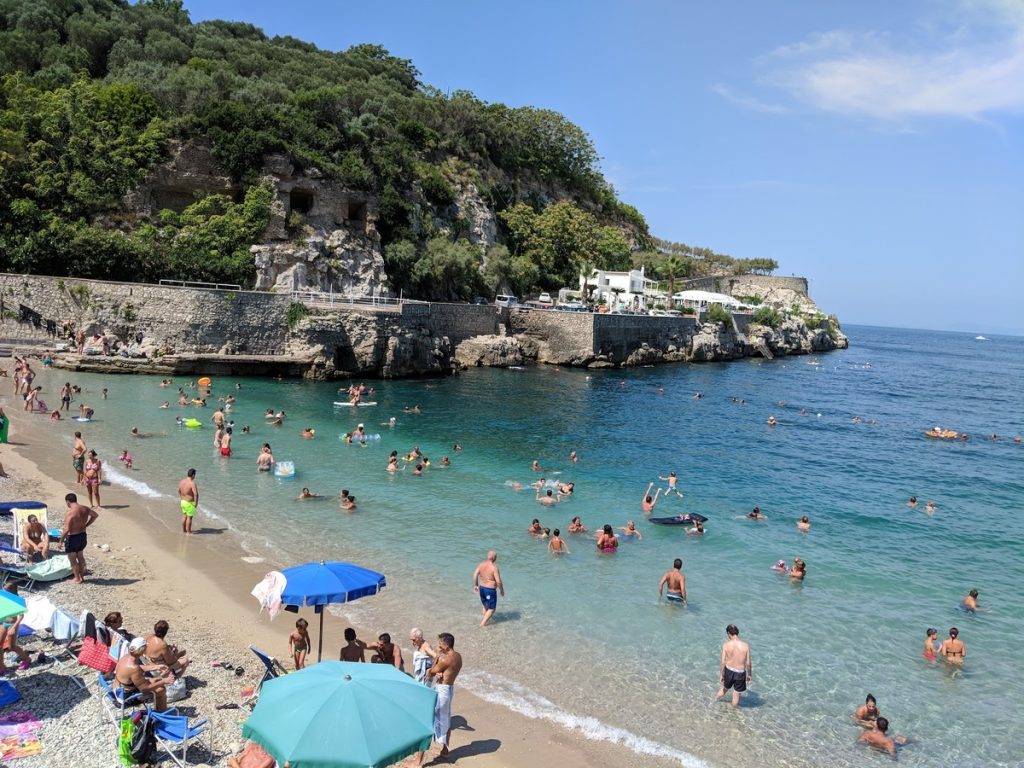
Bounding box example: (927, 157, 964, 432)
(688, 322, 746, 361)
(453, 183, 498, 250)
(729, 278, 821, 315)
(122, 141, 237, 215)
(454, 335, 526, 368)
(624, 343, 663, 366)
(252, 232, 389, 296)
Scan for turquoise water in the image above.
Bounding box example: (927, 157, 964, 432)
(22, 325, 1024, 767)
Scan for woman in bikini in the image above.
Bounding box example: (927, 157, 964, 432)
(83, 450, 102, 508)
(938, 627, 966, 665)
(568, 516, 587, 533)
(596, 524, 619, 553)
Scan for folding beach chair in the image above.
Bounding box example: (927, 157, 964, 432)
(96, 672, 146, 725)
(150, 707, 212, 767)
(250, 646, 288, 689)
(11, 507, 47, 553)
(244, 646, 288, 707)
(0, 556, 73, 592)
(0, 564, 35, 592)
(45, 608, 86, 690)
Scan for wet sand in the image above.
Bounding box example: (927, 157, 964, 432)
(0, 404, 680, 768)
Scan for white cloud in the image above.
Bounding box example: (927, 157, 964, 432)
(712, 84, 789, 114)
(737, 0, 1024, 121)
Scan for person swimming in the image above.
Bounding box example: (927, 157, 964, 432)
(619, 521, 642, 539)
(748, 506, 765, 520)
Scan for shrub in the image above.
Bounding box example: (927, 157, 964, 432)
(706, 303, 733, 325)
(286, 301, 309, 329)
(752, 306, 781, 328)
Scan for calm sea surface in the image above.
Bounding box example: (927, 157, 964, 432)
(26, 325, 1024, 767)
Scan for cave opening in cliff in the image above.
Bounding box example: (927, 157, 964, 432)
(347, 200, 366, 223)
(289, 188, 314, 214)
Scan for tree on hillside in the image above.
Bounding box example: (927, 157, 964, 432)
(662, 256, 688, 301)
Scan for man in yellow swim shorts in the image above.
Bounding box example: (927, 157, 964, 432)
(177, 468, 198, 535)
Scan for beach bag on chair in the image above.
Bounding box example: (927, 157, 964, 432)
(77, 636, 116, 673)
(129, 710, 157, 765)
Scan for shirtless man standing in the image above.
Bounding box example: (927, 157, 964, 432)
(60, 493, 98, 584)
(340, 627, 367, 662)
(177, 468, 198, 535)
(417, 632, 463, 765)
(71, 431, 87, 484)
(472, 551, 505, 627)
(547, 529, 570, 554)
(716, 624, 752, 706)
(659, 558, 687, 604)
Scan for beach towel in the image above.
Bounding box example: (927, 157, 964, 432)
(25, 556, 72, 582)
(21, 595, 55, 633)
(251, 571, 287, 619)
(49, 609, 80, 641)
(433, 683, 453, 746)
(0, 711, 42, 761)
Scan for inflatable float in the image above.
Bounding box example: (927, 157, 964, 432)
(197, 376, 212, 387)
(650, 513, 708, 526)
(925, 428, 960, 440)
(184, 418, 203, 428)
(72, 416, 92, 422)
(274, 461, 296, 478)
(333, 401, 378, 407)
(342, 433, 381, 442)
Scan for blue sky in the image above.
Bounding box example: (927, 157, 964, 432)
(183, 0, 1024, 334)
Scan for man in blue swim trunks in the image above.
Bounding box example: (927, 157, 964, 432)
(472, 551, 504, 627)
(658, 559, 687, 604)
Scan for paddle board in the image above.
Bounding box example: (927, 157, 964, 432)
(650, 514, 707, 526)
(333, 401, 378, 407)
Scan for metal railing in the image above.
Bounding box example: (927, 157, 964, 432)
(158, 279, 242, 291)
(289, 291, 407, 310)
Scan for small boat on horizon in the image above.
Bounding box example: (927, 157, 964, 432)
(975, 335, 988, 341)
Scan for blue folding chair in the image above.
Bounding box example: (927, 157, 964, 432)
(96, 673, 145, 725)
(245, 646, 288, 707)
(150, 708, 212, 767)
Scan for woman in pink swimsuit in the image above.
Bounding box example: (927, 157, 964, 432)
(83, 450, 102, 508)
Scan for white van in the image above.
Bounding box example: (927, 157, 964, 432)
(494, 294, 519, 307)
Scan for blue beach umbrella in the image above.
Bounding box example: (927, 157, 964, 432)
(280, 561, 387, 661)
(243, 661, 436, 768)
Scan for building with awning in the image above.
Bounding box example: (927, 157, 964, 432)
(671, 290, 749, 310)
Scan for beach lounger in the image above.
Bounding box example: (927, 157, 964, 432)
(150, 707, 212, 767)
(97, 672, 146, 725)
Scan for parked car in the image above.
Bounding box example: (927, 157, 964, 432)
(557, 301, 586, 312)
(537, 292, 552, 304)
(495, 294, 519, 307)
(471, 296, 489, 305)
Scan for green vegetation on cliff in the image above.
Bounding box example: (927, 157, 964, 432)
(0, 0, 648, 293)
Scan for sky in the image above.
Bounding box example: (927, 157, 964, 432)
(183, 0, 1024, 335)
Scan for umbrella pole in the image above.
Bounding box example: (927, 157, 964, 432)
(318, 607, 324, 663)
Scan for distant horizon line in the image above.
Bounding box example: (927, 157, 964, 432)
(842, 321, 1023, 339)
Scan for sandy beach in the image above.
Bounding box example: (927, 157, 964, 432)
(0, 401, 680, 768)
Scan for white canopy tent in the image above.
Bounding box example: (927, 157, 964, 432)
(671, 290, 748, 310)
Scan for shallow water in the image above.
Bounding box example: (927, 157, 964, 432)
(22, 325, 1024, 767)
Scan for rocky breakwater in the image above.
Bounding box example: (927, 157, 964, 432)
(468, 308, 848, 370)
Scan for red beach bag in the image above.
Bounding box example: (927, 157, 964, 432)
(77, 636, 116, 673)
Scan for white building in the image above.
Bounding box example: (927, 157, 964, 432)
(582, 267, 659, 309)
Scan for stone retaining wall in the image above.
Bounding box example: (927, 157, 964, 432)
(0, 274, 290, 355)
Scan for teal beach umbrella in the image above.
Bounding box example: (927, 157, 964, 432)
(243, 661, 437, 768)
(0, 589, 26, 622)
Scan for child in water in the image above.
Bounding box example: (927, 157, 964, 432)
(118, 449, 133, 469)
(289, 618, 310, 670)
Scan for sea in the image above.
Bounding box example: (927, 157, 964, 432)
(23, 325, 1024, 767)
